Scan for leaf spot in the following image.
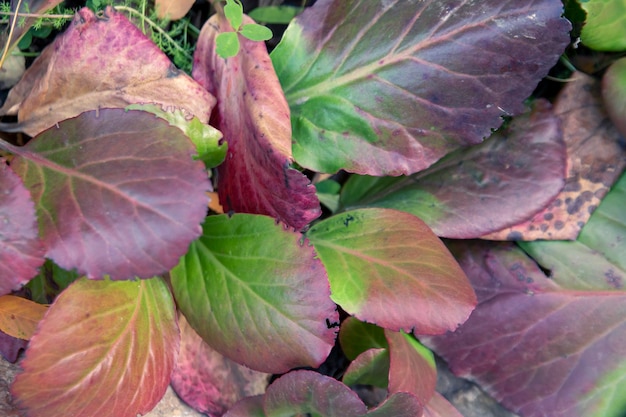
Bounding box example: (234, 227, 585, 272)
(343, 215, 355, 227)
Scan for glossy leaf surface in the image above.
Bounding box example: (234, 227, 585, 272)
(272, 0, 571, 175)
(340, 101, 567, 238)
(12, 277, 179, 417)
(0, 161, 44, 293)
(193, 14, 320, 230)
(0, 7, 215, 136)
(307, 208, 476, 334)
(171, 314, 270, 416)
(171, 214, 338, 374)
(0, 295, 46, 340)
(424, 173, 626, 417)
(10, 109, 210, 280)
(484, 73, 626, 240)
(386, 330, 436, 406)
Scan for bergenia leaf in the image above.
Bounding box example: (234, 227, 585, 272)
(171, 314, 270, 416)
(0, 6, 215, 136)
(386, 330, 436, 407)
(339, 316, 387, 360)
(0, 161, 44, 294)
(263, 370, 367, 417)
(171, 214, 338, 374)
(10, 109, 210, 280)
(307, 208, 476, 334)
(364, 393, 423, 417)
(11, 276, 179, 417)
(0, 330, 28, 363)
(579, 0, 626, 51)
(224, 396, 266, 417)
(342, 348, 389, 388)
(483, 73, 626, 240)
(340, 101, 567, 239)
(271, 0, 571, 175)
(193, 13, 321, 230)
(0, 295, 46, 340)
(424, 173, 626, 417)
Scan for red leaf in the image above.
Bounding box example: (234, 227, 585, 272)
(386, 330, 436, 407)
(0, 161, 44, 293)
(0, 6, 215, 136)
(11, 277, 179, 417)
(10, 109, 210, 279)
(422, 392, 463, 417)
(171, 314, 270, 416)
(192, 14, 320, 230)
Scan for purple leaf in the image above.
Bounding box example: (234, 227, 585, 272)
(171, 314, 270, 416)
(272, 0, 571, 175)
(263, 370, 367, 417)
(192, 14, 320, 230)
(11, 277, 179, 417)
(171, 214, 338, 374)
(0, 330, 27, 363)
(10, 109, 210, 279)
(424, 170, 626, 417)
(0, 161, 44, 294)
(340, 101, 567, 239)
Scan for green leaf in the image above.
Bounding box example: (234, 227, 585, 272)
(602, 57, 626, 138)
(307, 208, 476, 334)
(239, 23, 273, 41)
(339, 316, 387, 360)
(125, 104, 227, 168)
(579, 0, 626, 51)
(216, 31, 241, 58)
(224, 0, 243, 31)
(248, 5, 304, 24)
(12, 276, 179, 417)
(170, 214, 338, 374)
(342, 348, 390, 388)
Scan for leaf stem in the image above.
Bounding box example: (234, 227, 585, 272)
(0, 0, 23, 69)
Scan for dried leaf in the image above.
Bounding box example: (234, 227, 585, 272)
(483, 73, 626, 240)
(0, 7, 215, 136)
(192, 14, 320, 230)
(0, 295, 46, 340)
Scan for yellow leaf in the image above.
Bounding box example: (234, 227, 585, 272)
(0, 295, 47, 340)
(155, 0, 195, 20)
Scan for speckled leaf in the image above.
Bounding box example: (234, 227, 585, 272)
(423, 173, 626, 417)
(11, 276, 179, 417)
(307, 208, 476, 334)
(483, 73, 626, 240)
(0, 7, 215, 136)
(192, 14, 320, 230)
(171, 314, 270, 416)
(603, 58, 626, 139)
(386, 330, 436, 407)
(0, 161, 44, 294)
(579, 0, 626, 51)
(271, 0, 571, 175)
(171, 214, 338, 374)
(10, 109, 210, 280)
(0, 295, 46, 340)
(339, 101, 566, 239)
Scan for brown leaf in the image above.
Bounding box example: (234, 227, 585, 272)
(192, 14, 321, 230)
(171, 314, 270, 416)
(0, 295, 46, 340)
(155, 0, 195, 20)
(0, 6, 215, 136)
(482, 72, 626, 241)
